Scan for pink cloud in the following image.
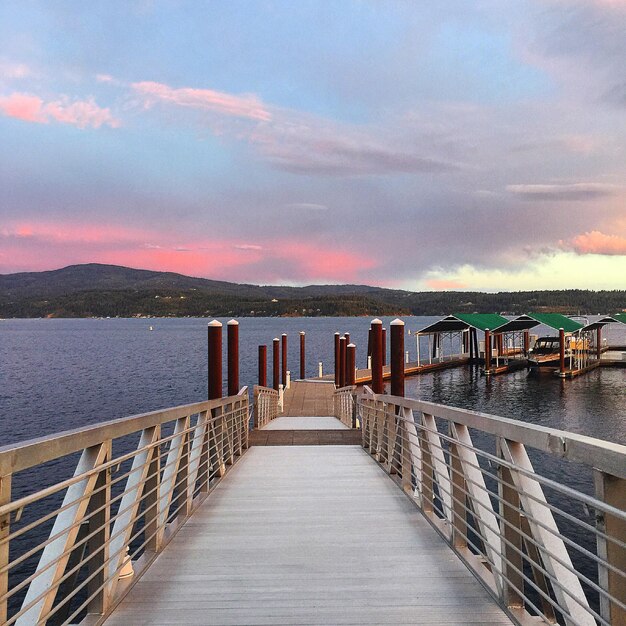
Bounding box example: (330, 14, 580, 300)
(132, 81, 271, 122)
(425, 279, 468, 290)
(0, 92, 119, 128)
(565, 230, 626, 255)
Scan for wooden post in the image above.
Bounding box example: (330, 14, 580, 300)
(597, 327, 602, 359)
(472, 329, 479, 364)
(390, 319, 405, 397)
(367, 328, 372, 366)
(382, 327, 387, 366)
(227, 320, 239, 396)
(523, 330, 530, 356)
(334, 332, 340, 386)
(299, 331, 305, 380)
(281, 333, 287, 388)
(272, 338, 280, 391)
(371, 318, 384, 394)
(258, 345, 267, 387)
(346, 344, 356, 386)
(469, 329, 475, 362)
(559, 328, 566, 375)
(208, 320, 223, 400)
(344, 332, 350, 346)
(339, 336, 347, 388)
(484, 329, 491, 371)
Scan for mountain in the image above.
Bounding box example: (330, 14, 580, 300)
(0, 264, 624, 318)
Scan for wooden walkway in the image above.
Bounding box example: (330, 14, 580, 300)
(280, 380, 334, 417)
(249, 415, 361, 446)
(105, 444, 512, 625)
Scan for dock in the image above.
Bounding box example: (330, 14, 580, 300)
(1, 320, 625, 626)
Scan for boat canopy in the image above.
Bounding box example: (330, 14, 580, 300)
(494, 313, 583, 334)
(416, 313, 508, 334)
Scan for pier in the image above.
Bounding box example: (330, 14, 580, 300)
(0, 320, 625, 626)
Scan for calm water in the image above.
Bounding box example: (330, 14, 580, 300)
(1, 316, 624, 446)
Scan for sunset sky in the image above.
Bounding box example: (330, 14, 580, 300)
(1, 1, 625, 290)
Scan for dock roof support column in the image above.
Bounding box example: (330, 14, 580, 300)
(523, 330, 530, 356)
(273, 338, 280, 391)
(339, 336, 347, 388)
(484, 329, 491, 372)
(559, 328, 566, 375)
(371, 318, 384, 394)
(299, 331, 305, 380)
(347, 343, 356, 386)
(227, 320, 239, 396)
(281, 333, 287, 388)
(597, 327, 602, 360)
(334, 332, 340, 387)
(208, 320, 223, 400)
(390, 319, 405, 397)
(258, 345, 267, 387)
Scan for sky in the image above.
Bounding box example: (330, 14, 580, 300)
(1, 1, 625, 291)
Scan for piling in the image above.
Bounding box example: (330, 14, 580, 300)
(272, 338, 280, 391)
(258, 345, 267, 387)
(339, 336, 347, 388)
(390, 319, 405, 397)
(207, 320, 223, 400)
(334, 332, 341, 386)
(281, 334, 288, 388)
(371, 319, 384, 394)
(367, 328, 372, 366)
(227, 320, 239, 396)
(346, 344, 356, 386)
(523, 330, 530, 356)
(484, 330, 492, 371)
(559, 328, 566, 375)
(299, 331, 306, 380)
(382, 328, 387, 366)
(597, 327, 602, 359)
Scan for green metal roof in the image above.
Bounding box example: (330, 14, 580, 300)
(416, 313, 508, 334)
(527, 313, 583, 333)
(613, 313, 626, 325)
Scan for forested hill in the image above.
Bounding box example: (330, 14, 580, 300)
(0, 264, 623, 318)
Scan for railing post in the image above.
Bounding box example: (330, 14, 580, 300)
(144, 425, 161, 550)
(318, 361, 323, 378)
(334, 332, 340, 387)
(227, 320, 239, 397)
(390, 319, 405, 398)
(0, 472, 11, 624)
(258, 345, 267, 387)
(449, 423, 467, 549)
(346, 344, 356, 386)
(371, 319, 384, 394)
(208, 320, 223, 400)
(300, 331, 306, 380)
(595, 470, 626, 626)
(339, 335, 347, 388)
(272, 338, 280, 391)
(281, 333, 288, 388)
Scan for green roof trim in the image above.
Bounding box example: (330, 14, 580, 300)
(452, 313, 509, 332)
(613, 313, 626, 325)
(527, 313, 583, 333)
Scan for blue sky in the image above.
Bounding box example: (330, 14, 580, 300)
(1, 0, 625, 290)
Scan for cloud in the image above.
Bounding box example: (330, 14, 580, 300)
(563, 230, 626, 255)
(96, 73, 114, 83)
(285, 203, 329, 211)
(233, 243, 263, 251)
(0, 60, 32, 79)
(425, 279, 468, 290)
(506, 183, 618, 201)
(131, 80, 271, 121)
(0, 92, 119, 128)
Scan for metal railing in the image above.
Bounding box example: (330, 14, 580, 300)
(0, 389, 249, 625)
(333, 386, 356, 428)
(358, 388, 625, 626)
(253, 385, 279, 429)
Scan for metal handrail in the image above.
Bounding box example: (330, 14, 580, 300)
(357, 389, 626, 626)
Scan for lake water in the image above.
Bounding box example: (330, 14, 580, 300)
(1, 316, 625, 446)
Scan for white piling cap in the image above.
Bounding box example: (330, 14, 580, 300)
(273, 337, 280, 341)
(208, 320, 222, 327)
(390, 319, 404, 326)
(371, 318, 383, 324)
(227, 319, 239, 325)
(348, 343, 356, 348)
(282, 333, 287, 337)
(335, 331, 340, 335)
(299, 331, 305, 335)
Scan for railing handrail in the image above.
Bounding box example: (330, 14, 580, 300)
(0, 388, 248, 474)
(362, 391, 626, 479)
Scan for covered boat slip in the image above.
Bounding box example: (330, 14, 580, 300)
(103, 444, 513, 626)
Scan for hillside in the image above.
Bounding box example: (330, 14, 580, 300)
(0, 264, 624, 318)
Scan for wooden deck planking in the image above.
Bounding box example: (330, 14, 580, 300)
(281, 381, 335, 417)
(105, 445, 512, 626)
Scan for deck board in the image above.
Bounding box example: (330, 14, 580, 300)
(281, 381, 334, 417)
(105, 445, 512, 626)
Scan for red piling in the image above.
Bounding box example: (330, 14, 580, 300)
(339, 336, 347, 388)
(299, 331, 306, 380)
(258, 345, 267, 387)
(281, 334, 287, 387)
(347, 343, 356, 386)
(272, 338, 280, 391)
(559, 328, 566, 375)
(596, 327, 602, 359)
(390, 319, 405, 397)
(484, 329, 491, 371)
(227, 319, 239, 396)
(207, 320, 223, 400)
(382, 327, 387, 366)
(334, 332, 340, 386)
(371, 319, 384, 394)
(523, 330, 530, 356)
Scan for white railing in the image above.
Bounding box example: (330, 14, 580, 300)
(333, 386, 356, 428)
(253, 385, 279, 428)
(358, 388, 625, 626)
(0, 389, 249, 625)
